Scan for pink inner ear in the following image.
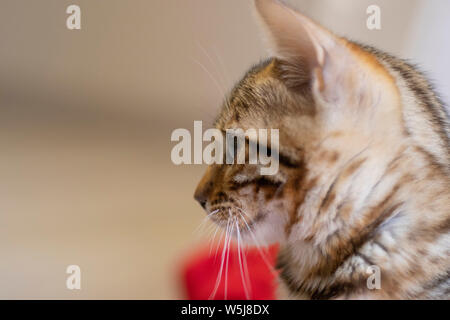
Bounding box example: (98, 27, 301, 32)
(255, 0, 319, 68)
(255, 0, 365, 103)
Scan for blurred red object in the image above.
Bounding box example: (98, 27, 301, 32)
(181, 243, 279, 300)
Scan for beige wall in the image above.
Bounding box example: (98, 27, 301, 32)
(0, 0, 448, 299)
(4, 0, 444, 122)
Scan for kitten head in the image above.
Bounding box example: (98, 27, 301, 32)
(194, 0, 403, 244)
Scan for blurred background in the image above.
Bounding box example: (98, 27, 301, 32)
(0, 0, 448, 299)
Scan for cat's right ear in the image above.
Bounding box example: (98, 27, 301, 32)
(254, 0, 364, 104)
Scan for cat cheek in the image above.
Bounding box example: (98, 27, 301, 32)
(235, 185, 257, 198)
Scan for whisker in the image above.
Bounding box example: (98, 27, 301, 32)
(212, 46, 231, 89)
(235, 207, 268, 247)
(209, 224, 221, 255)
(274, 181, 286, 198)
(237, 212, 251, 281)
(197, 42, 228, 93)
(236, 207, 251, 221)
(241, 242, 252, 297)
(203, 223, 216, 241)
(238, 212, 278, 277)
(214, 229, 225, 261)
(224, 216, 234, 300)
(190, 57, 226, 100)
(209, 218, 231, 300)
(236, 219, 251, 300)
(192, 209, 219, 235)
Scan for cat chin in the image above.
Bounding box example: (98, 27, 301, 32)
(238, 212, 287, 247)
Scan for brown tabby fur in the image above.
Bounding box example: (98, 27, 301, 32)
(194, 0, 449, 299)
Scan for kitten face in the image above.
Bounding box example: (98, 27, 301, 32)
(194, 0, 402, 245)
(194, 58, 315, 244)
(195, 0, 450, 300)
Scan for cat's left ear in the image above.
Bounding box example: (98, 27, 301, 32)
(254, 0, 368, 104)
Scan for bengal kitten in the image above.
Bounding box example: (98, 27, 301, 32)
(194, 0, 450, 299)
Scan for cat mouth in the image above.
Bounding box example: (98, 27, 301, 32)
(208, 203, 260, 234)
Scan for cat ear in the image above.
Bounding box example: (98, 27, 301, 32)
(254, 0, 362, 103)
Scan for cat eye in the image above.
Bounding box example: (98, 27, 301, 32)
(225, 135, 240, 162)
(225, 135, 265, 165)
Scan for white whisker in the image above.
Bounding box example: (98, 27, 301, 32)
(238, 211, 278, 277)
(197, 42, 228, 93)
(236, 212, 256, 288)
(192, 209, 220, 235)
(191, 57, 226, 99)
(209, 218, 231, 300)
(224, 217, 234, 300)
(242, 243, 252, 296)
(212, 46, 231, 89)
(214, 229, 225, 261)
(209, 224, 220, 255)
(236, 219, 251, 300)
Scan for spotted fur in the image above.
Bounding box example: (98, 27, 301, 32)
(194, 0, 449, 299)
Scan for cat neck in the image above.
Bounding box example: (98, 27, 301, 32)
(278, 139, 449, 299)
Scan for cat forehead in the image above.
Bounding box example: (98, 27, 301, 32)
(215, 58, 293, 130)
(229, 58, 279, 109)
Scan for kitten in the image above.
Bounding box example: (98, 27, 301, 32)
(194, 0, 449, 299)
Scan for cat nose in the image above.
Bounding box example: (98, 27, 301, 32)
(194, 188, 208, 209)
(194, 166, 217, 210)
(194, 178, 214, 210)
